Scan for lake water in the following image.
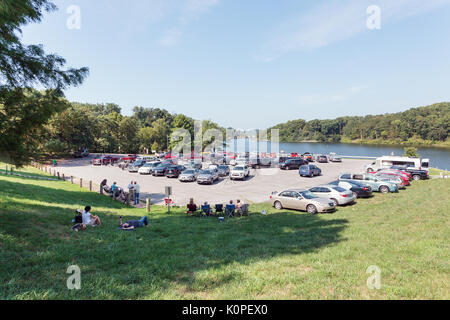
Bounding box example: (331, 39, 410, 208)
(278, 142, 450, 170)
(227, 139, 450, 170)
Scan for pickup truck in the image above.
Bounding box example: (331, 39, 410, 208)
(121, 154, 137, 162)
(390, 166, 429, 181)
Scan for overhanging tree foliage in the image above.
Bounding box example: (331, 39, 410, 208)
(0, 0, 88, 166)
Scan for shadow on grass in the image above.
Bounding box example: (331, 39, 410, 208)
(0, 177, 349, 299)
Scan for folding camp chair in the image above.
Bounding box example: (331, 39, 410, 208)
(201, 205, 212, 218)
(225, 204, 236, 218)
(215, 204, 224, 214)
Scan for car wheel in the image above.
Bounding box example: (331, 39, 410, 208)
(367, 168, 373, 173)
(379, 185, 389, 193)
(412, 175, 421, 181)
(274, 201, 283, 210)
(330, 198, 339, 206)
(285, 166, 290, 170)
(307, 204, 318, 214)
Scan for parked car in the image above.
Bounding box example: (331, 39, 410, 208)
(374, 173, 406, 189)
(338, 173, 398, 193)
(165, 165, 186, 178)
(328, 180, 373, 198)
(302, 153, 314, 162)
(270, 189, 336, 214)
(178, 169, 199, 182)
(184, 161, 203, 170)
(138, 161, 161, 175)
(74, 150, 83, 158)
(299, 164, 321, 177)
(376, 168, 411, 180)
(121, 154, 138, 162)
(308, 185, 356, 206)
(152, 163, 172, 176)
(197, 169, 219, 185)
(127, 160, 147, 172)
(230, 165, 250, 180)
(93, 155, 117, 166)
(249, 156, 272, 169)
(279, 158, 308, 170)
(217, 165, 230, 177)
(316, 155, 328, 163)
(390, 165, 429, 181)
(328, 153, 342, 162)
(372, 171, 410, 187)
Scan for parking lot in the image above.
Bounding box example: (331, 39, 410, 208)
(55, 156, 370, 206)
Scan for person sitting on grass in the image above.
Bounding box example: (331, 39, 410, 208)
(110, 182, 118, 196)
(119, 216, 149, 230)
(186, 198, 198, 215)
(101, 179, 110, 193)
(82, 206, 101, 226)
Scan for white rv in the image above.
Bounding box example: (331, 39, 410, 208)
(365, 156, 429, 172)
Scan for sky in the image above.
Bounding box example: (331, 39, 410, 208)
(20, 0, 450, 129)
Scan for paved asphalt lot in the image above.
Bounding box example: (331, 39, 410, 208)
(55, 156, 370, 206)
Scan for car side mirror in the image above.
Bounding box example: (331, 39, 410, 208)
(297, 196, 303, 200)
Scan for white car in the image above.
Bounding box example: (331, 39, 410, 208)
(230, 165, 250, 180)
(138, 161, 161, 175)
(308, 184, 356, 206)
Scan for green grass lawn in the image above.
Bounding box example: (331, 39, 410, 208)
(0, 165, 449, 299)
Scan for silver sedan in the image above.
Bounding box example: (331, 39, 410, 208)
(271, 189, 336, 214)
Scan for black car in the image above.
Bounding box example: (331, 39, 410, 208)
(328, 180, 373, 198)
(249, 156, 272, 169)
(165, 165, 186, 178)
(217, 165, 230, 177)
(279, 158, 308, 170)
(390, 165, 429, 181)
(152, 163, 172, 176)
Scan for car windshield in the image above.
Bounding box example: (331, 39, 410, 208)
(331, 187, 347, 192)
(200, 170, 212, 175)
(234, 167, 244, 170)
(299, 191, 318, 199)
(218, 166, 228, 170)
(184, 170, 195, 174)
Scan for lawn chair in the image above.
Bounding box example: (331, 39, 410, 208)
(201, 204, 212, 217)
(238, 203, 249, 216)
(215, 204, 224, 214)
(225, 204, 236, 218)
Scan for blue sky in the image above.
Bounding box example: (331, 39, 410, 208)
(21, 0, 450, 129)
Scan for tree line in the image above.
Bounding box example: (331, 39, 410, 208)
(269, 102, 450, 147)
(42, 102, 224, 157)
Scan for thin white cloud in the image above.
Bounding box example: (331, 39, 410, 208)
(159, 0, 220, 46)
(260, 0, 450, 61)
(159, 28, 183, 47)
(295, 85, 366, 106)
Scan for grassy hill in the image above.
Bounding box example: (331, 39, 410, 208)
(0, 165, 449, 299)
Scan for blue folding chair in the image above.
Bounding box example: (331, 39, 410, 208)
(225, 204, 236, 218)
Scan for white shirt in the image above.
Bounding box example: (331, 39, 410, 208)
(82, 211, 91, 225)
(134, 184, 140, 193)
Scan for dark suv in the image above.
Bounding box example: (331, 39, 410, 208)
(165, 165, 186, 178)
(279, 158, 308, 170)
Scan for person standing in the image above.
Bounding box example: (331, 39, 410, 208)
(133, 181, 140, 205)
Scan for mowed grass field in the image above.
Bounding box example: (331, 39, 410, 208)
(0, 165, 449, 299)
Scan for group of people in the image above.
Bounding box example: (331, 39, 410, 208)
(72, 206, 149, 232)
(186, 198, 248, 217)
(101, 179, 141, 206)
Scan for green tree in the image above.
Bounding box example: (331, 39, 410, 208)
(0, 0, 88, 166)
(404, 147, 419, 158)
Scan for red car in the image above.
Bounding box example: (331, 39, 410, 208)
(121, 154, 137, 162)
(93, 155, 121, 165)
(290, 152, 299, 158)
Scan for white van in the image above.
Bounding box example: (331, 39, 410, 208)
(365, 156, 429, 172)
